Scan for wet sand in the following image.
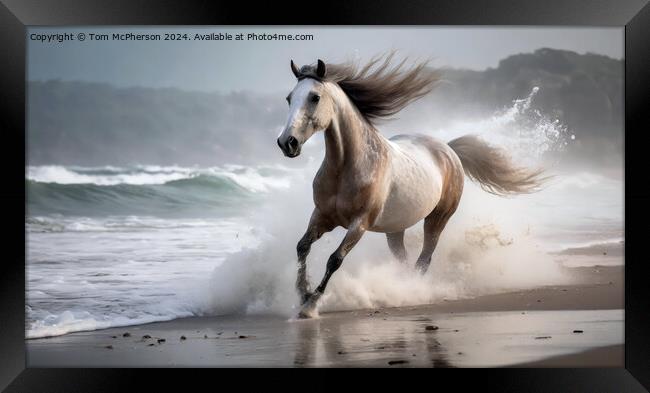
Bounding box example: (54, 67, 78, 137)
(27, 265, 623, 368)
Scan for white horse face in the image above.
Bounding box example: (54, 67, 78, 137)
(277, 72, 334, 158)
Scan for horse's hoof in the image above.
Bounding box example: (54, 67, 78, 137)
(297, 291, 321, 319)
(296, 310, 313, 319)
(297, 305, 319, 319)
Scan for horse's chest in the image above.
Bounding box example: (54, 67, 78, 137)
(313, 169, 383, 228)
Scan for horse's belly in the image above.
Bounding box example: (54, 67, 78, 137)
(371, 152, 443, 233)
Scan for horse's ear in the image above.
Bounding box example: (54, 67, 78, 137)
(290, 60, 301, 78)
(316, 59, 326, 78)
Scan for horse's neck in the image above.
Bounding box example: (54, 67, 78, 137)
(323, 94, 386, 173)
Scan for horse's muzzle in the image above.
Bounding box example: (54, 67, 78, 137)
(277, 136, 301, 158)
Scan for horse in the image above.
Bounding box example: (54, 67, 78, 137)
(276, 54, 546, 318)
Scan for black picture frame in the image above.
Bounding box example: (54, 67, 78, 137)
(2, 0, 649, 391)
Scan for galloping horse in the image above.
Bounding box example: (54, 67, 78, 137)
(276, 54, 545, 318)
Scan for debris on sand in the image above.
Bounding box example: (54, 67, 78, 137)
(180, 336, 187, 340)
(425, 325, 439, 331)
(337, 351, 346, 355)
(122, 332, 131, 337)
(388, 360, 409, 365)
(157, 338, 166, 344)
(204, 334, 208, 339)
(105, 345, 113, 349)
(573, 330, 584, 334)
(142, 335, 151, 339)
(238, 335, 249, 339)
(111, 336, 117, 339)
(534, 336, 552, 340)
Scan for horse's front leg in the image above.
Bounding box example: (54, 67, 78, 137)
(296, 209, 334, 304)
(299, 218, 366, 318)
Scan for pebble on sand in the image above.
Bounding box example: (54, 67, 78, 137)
(238, 335, 249, 339)
(425, 325, 439, 331)
(180, 336, 187, 340)
(105, 345, 113, 349)
(122, 332, 131, 337)
(147, 343, 155, 347)
(157, 338, 166, 344)
(534, 336, 552, 339)
(573, 330, 584, 333)
(388, 360, 409, 365)
(142, 335, 151, 339)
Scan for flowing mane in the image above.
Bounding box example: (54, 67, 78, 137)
(304, 53, 440, 125)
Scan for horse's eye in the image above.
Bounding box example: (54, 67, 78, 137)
(311, 94, 320, 103)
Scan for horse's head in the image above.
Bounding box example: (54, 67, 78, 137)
(277, 59, 334, 158)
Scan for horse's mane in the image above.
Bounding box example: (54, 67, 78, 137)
(312, 52, 440, 125)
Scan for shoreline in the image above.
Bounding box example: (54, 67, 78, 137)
(27, 264, 623, 340)
(27, 265, 624, 367)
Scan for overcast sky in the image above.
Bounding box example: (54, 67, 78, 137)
(28, 27, 623, 93)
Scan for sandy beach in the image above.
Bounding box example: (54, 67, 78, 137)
(27, 265, 623, 368)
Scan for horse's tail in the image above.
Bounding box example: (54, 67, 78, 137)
(448, 135, 548, 196)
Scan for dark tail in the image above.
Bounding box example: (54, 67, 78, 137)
(448, 135, 548, 196)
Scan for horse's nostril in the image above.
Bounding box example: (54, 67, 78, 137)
(288, 136, 299, 150)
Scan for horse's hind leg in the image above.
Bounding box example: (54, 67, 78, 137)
(415, 202, 460, 274)
(386, 231, 407, 263)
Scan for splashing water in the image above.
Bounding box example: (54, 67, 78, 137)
(431, 87, 570, 166)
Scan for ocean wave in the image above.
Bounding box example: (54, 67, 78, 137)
(26, 164, 296, 217)
(27, 164, 294, 191)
